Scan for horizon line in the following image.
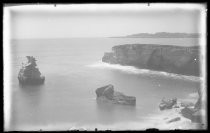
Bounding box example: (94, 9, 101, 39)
(9, 32, 202, 40)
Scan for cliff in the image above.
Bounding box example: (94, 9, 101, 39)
(102, 44, 200, 76)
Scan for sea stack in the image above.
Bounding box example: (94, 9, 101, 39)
(18, 56, 45, 85)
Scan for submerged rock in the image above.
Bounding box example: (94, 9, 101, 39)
(95, 84, 136, 105)
(18, 56, 45, 85)
(167, 117, 181, 124)
(159, 98, 177, 110)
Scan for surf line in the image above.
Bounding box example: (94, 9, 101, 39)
(87, 61, 201, 82)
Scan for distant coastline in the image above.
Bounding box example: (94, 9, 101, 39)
(110, 32, 201, 38)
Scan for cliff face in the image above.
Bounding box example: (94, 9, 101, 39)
(102, 44, 200, 76)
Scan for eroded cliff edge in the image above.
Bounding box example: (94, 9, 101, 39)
(102, 44, 200, 76)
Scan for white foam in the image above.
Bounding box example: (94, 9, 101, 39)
(87, 61, 201, 82)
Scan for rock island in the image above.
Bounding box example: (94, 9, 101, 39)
(18, 56, 45, 85)
(95, 84, 136, 106)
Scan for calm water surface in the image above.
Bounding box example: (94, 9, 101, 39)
(9, 38, 200, 130)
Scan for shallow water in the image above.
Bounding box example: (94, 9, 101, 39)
(8, 38, 201, 130)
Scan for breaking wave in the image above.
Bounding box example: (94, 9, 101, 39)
(87, 61, 202, 82)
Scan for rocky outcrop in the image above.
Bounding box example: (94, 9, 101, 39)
(102, 44, 200, 76)
(159, 88, 204, 125)
(96, 84, 114, 100)
(166, 117, 181, 124)
(95, 84, 136, 105)
(180, 101, 195, 108)
(159, 98, 177, 110)
(180, 107, 202, 123)
(180, 88, 203, 123)
(18, 56, 45, 85)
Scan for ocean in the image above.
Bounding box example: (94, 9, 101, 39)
(8, 38, 201, 130)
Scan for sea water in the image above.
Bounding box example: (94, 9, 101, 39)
(8, 38, 201, 130)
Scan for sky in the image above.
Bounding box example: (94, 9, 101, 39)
(5, 4, 206, 39)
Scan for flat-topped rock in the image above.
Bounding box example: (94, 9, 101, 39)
(18, 56, 45, 85)
(95, 84, 136, 106)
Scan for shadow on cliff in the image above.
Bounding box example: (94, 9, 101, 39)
(102, 44, 201, 77)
